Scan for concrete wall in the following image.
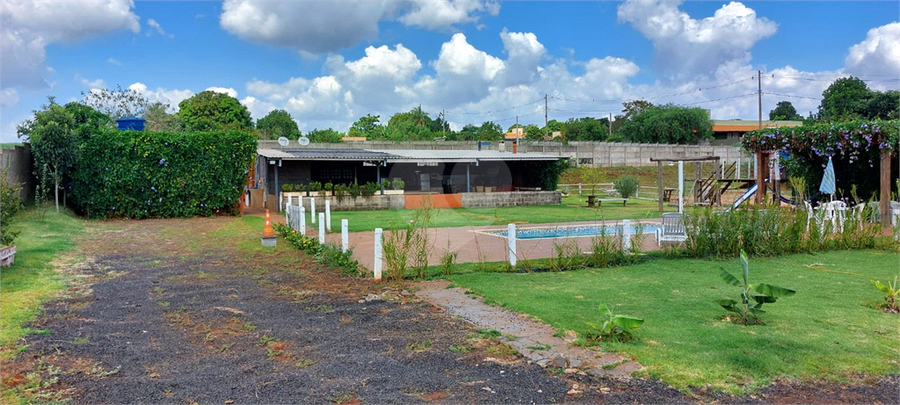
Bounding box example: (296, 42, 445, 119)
(258, 140, 751, 168)
(281, 190, 561, 212)
(461, 191, 561, 208)
(0, 144, 35, 202)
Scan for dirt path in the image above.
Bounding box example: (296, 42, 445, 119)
(2, 216, 897, 404)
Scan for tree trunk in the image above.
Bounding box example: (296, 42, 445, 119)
(54, 176, 59, 212)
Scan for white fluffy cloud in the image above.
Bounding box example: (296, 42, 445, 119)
(206, 87, 239, 98)
(0, 0, 139, 90)
(617, 0, 777, 81)
(219, 0, 500, 55)
(844, 22, 900, 81)
(128, 82, 193, 110)
(399, 0, 500, 30)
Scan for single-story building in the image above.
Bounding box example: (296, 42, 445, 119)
(712, 120, 803, 141)
(251, 148, 567, 211)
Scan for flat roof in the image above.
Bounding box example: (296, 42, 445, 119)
(258, 148, 562, 163)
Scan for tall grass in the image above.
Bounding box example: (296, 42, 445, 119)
(683, 204, 885, 258)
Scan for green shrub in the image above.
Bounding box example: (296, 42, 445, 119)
(274, 223, 359, 276)
(716, 249, 796, 325)
(584, 303, 644, 342)
(614, 175, 639, 199)
(0, 171, 22, 246)
(69, 130, 255, 219)
(309, 181, 322, 192)
(391, 179, 405, 190)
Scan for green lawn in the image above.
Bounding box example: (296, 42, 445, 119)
(333, 196, 675, 232)
(0, 208, 85, 347)
(447, 249, 900, 394)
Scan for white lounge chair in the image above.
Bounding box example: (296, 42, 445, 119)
(656, 212, 687, 246)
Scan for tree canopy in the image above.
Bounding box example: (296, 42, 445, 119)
(817, 76, 899, 122)
(80, 85, 153, 119)
(616, 104, 713, 144)
(16, 98, 78, 211)
(348, 114, 381, 138)
(563, 117, 608, 141)
(306, 128, 343, 143)
(177, 91, 253, 132)
(256, 109, 300, 140)
(769, 101, 802, 121)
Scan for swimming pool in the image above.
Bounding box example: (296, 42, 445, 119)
(486, 223, 660, 240)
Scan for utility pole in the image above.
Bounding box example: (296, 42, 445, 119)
(544, 94, 548, 140)
(758, 70, 762, 131)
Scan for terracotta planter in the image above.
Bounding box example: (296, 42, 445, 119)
(0, 245, 16, 267)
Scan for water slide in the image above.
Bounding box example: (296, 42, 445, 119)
(728, 182, 797, 211)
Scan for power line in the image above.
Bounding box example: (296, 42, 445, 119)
(762, 91, 820, 100)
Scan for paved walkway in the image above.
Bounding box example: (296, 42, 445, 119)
(416, 279, 642, 377)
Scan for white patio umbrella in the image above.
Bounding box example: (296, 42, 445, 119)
(819, 156, 836, 200)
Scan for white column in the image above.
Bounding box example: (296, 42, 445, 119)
(310, 197, 316, 224)
(678, 161, 684, 213)
(299, 206, 306, 234)
(622, 219, 632, 252)
(374, 228, 383, 281)
(507, 223, 517, 267)
(318, 213, 325, 244)
(325, 200, 332, 232)
(341, 219, 349, 253)
(737, 158, 741, 179)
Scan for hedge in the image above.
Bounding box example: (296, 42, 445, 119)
(70, 130, 256, 219)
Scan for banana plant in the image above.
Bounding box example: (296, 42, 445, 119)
(870, 277, 900, 313)
(716, 249, 796, 325)
(585, 303, 644, 342)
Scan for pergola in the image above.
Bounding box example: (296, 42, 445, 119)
(649, 156, 721, 212)
(742, 120, 898, 228)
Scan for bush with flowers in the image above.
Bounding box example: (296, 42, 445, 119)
(742, 119, 898, 202)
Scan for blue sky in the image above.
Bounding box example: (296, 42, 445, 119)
(2, 0, 898, 143)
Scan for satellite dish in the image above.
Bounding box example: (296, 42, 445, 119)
(277, 137, 289, 147)
(298, 136, 310, 146)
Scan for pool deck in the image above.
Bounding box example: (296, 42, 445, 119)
(327, 219, 666, 271)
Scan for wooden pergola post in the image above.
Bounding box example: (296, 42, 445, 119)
(755, 151, 768, 204)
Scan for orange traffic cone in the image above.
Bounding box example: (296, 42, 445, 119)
(263, 209, 274, 237)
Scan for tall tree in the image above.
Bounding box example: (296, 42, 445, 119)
(306, 128, 343, 143)
(616, 104, 713, 144)
(348, 114, 381, 138)
(563, 117, 607, 141)
(817, 76, 871, 122)
(256, 109, 300, 140)
(63, 102, 113, 139)
(80, 85, 153, 119)
(144, 102, 181, 132)
(768, 101, 802, 121)
(866, 90, 900, 120)
(17, 98, 77, 211)
(621, 100, 653, 120)
(177, 91, 253, 132)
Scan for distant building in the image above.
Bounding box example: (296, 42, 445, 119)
(712, 120, 803, 141)
(504, 127, 525, 140)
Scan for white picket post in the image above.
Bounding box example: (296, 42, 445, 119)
(325, 200, 332, 232)
(622, 219, 632, 252)
(318, 213, 325, 244)
(374, 228, 383, 281)
(311, 197, 316, 224)
(507, 223, 517, 267)
(299, 205, 306, 234)
(341, 219, 349, 253)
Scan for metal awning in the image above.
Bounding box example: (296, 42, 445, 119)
(258, 148, 562, 163)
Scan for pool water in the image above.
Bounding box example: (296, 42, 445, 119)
(487, 224, 660, 240)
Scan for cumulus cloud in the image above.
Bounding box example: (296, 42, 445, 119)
(0, 88, 19, 108)
(0, 0, 139, 91)
(206, 87, 239, 98)
(844, 22, 900, 80)
(78, 76, 107, 89)
(399, 0, 500, 30)
(617, 0, 777, 81)
(129, 82, 193, 110)
(497, 30, 546, 86)
(219, 0, 500, 55)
